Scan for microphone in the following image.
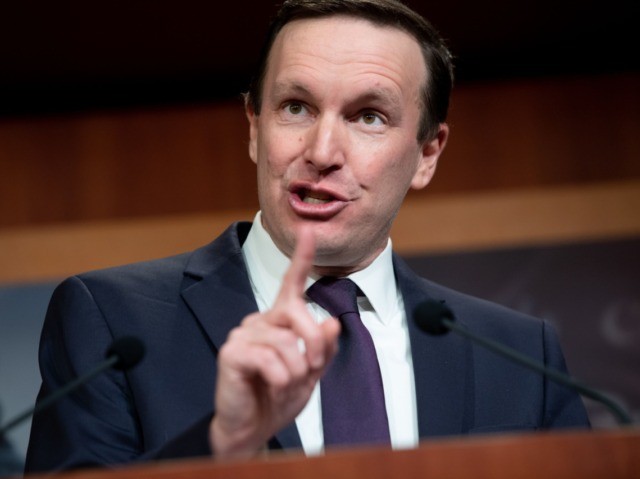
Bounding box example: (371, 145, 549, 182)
(0, 336, 145, 438)
(414, 300, 633, 426)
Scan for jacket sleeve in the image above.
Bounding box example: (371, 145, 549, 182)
(24, 276, 214, 473)
(541, 320, 591, 428)
(25, 276, 145, 472)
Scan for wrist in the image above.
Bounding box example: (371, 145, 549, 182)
(209, 416, 266, 460)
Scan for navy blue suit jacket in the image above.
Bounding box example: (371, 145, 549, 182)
(25, 222, 589, 472)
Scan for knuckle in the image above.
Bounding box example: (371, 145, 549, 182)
(259, 351, 291, 386)
(226, 326, 247, 343)
(217, 342, 237, 364)
(304, 327, 324, 347)
(241, 312, 262, 326)
(277, 330, 299, 350)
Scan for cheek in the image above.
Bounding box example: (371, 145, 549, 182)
(258, 131, 301, 178)
(256, 152, 284, 185)
(354, 144, 419, 193)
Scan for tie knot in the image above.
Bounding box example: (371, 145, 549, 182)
(306, 277, 359, 318)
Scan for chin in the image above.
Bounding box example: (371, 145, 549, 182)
(313, 241, 360, 266)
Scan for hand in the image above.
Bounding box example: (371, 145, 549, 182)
(210, 225, 341, 458)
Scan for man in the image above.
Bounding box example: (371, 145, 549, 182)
(25, 0, 589, 472)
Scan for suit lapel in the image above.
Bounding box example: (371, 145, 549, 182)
(180, 222, 302, 450)
(181, 223, 257, 351)
(394, 254, 472, 438)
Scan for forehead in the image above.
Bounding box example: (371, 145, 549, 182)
(263, 16, 426, 100)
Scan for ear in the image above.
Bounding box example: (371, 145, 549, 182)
(246, 100, 259, 165)
(410, 123, 449, 190)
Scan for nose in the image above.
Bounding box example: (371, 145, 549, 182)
(304, 114, 346, 172)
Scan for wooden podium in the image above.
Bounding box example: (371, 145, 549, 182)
(27, 429, 640, 479)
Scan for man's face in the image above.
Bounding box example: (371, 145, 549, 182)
(248, 16, 448, 272)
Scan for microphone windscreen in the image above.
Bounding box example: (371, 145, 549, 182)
(106, 337, 145, 371)
(413, 300, 454, 336)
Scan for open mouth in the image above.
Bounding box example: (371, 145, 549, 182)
(289, 185, 349, 218)
(298, 189, 335, 205)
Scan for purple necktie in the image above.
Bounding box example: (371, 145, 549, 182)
(306, 277, 390, 446)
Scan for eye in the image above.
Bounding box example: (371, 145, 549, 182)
(358, 111, 385, 127)
(284, 102, 307, 115)
(362, 112, 381, 125)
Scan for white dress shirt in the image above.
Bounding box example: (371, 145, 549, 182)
(241, 212, 418, 454)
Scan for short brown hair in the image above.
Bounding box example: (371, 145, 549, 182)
(246, 0, 454, 142)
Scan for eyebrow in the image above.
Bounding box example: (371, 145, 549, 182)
(271, 81, 313, 101)
(354, 87, 402, 109)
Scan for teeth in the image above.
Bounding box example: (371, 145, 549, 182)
(302, 196, 331, 204)
(300, 190, 334, 204)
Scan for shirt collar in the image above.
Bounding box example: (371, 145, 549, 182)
(242, 211, 293, 309)
(242, 211, 398, 324)
(348, 241, 397, 324)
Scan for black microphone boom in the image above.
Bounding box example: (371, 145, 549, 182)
(414, 300, 632, 426)
(0, 336, 144, 438)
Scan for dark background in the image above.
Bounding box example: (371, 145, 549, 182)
(1, 0, 636, 117)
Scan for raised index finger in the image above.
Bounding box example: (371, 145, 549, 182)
(277, 224, 315, 303)
(272, 224, 334, 370)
